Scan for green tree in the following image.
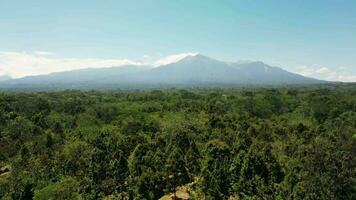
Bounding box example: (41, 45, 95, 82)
(230, 142, 284, 199)
(165, 148, 190, 199)
(199, 140, 231, 199)
(33, 177, 82, 200)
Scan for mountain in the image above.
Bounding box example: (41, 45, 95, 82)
(0, 54, 324, 89)
(119, 55, 240, 84)
(0, 75, 11, 82)
(1, 65, 150, 87)
(118, 54, 321, 85)
(228, 61, 319, 84)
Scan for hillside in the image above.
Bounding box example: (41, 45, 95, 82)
(0, 55, 324, 89)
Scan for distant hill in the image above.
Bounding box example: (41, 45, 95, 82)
(118, 54, 321, 85)
(0, 54, 324, 89)
(0, 75, 11, 82)
(1, 65, 150, 88)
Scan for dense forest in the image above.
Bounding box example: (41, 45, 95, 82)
(0, 86, 355, 200)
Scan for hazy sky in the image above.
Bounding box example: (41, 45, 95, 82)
(0, 0, 355, 81)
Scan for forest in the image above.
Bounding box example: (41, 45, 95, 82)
(0, 86, 355, 200)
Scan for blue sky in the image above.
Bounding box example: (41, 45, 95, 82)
(0, 0, 355, 81)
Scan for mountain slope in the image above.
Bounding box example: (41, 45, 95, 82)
(119, 55, 244, 84)
(228, 61, 319, 84)
(119, 54, 322, 85)
(2, 65, 150, 86)
(0, 75, 11, 82)
(0, 54, 324, 89)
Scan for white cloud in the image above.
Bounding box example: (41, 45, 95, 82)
(33, 51, 56, 56)
(0, 51, 200, 78)
(315, 67, 329, 74)
(297, 65, 356, 82)
(0, 52, 143, 78)
(154, 52, 198, 66)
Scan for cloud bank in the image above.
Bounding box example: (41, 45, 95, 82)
(297, 65, 356, 82)
(0, 52, 142, 78)
(154, 52, 198, 66)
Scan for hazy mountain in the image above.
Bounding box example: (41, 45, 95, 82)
(0, 75, 11, 82)
(0, 54, 324, 89)
(118, 54, 321, 85)
(119, 54, 241, 84)
(2, 65, 150, 86)
(228, 61, 319, 84)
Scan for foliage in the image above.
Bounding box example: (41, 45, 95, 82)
(0, 86, 355, 199)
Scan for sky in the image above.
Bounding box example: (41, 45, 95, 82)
(0, 0, 355, 81)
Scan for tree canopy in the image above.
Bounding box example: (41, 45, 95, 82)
(0, 86, 355, 199)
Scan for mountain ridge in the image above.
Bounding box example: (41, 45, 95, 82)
(0, 75, 12, 82)
(0, 54, 325, 89)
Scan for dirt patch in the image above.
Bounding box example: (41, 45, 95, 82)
(159, 186, 190, 200)
(0, 165, 11, 177)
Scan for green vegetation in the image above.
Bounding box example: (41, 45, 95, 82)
(0, 87, 355, 199)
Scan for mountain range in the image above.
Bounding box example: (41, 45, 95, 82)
(0, 54, 324, 89)
(0, 75, 11, 82)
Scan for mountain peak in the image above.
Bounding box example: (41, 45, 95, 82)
(182, 53, 209, 60)
(0, 54, 324, 89)
(177, 54, 222, 64)
(154, 53, 222, 67)
(154, 53, 199, 66)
